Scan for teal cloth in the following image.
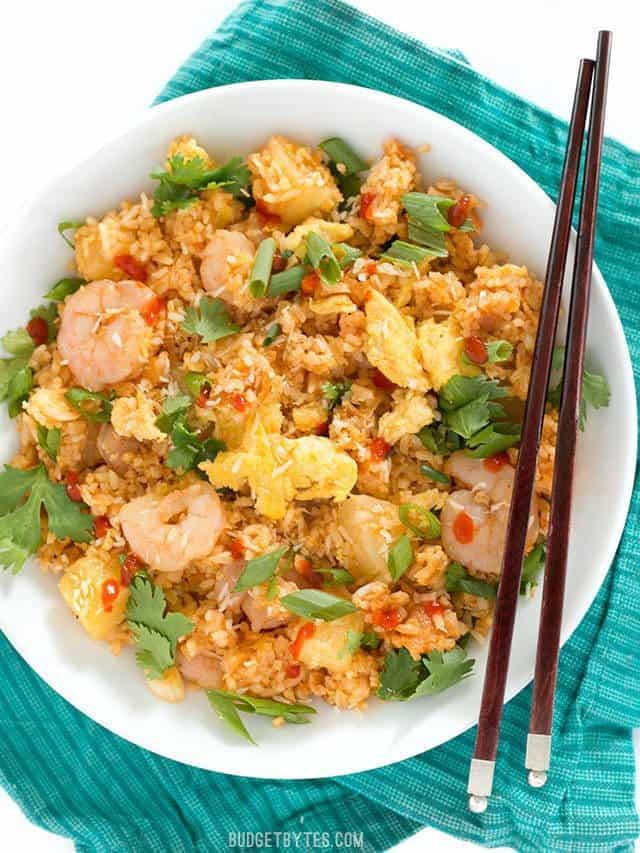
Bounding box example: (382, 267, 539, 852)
(1, 1, 639, 851)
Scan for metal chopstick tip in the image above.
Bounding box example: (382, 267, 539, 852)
(468, 795, 489, 814)
(528, 770, 548, 788)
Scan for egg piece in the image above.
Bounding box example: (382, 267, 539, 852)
(417, 317, 468, 390)
(377, 390, 435, 445)
(364, 289, 428, 390)
(282, 217, 354, 258)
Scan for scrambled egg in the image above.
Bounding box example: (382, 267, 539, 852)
(111, 392, 163, 442)
(201, 412, 357, 519)
(283, 217, 353, 258)
(25, 388, 80, 428)
(417, 317, 464, 390)
(364, 289, 428, 390)
(309, 294, 357, 315)
(377, 390, 434, 445)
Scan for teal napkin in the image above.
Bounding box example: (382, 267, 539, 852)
(1, 1, 639, 851)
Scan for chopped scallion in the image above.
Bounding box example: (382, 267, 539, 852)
(249, 237, 276, 298)
(306, 232, 341, 285)
(380, 240, 436, 268)
(57, 220, 85, 249)
(319, 138, 368, 175)
(262, 323, 282, 347)
(267, 266, 305, 297)
(419, 464, 451, 485)
(399, 503, 441, 540)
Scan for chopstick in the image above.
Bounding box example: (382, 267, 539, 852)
(466, 55, 595, 813)
(526, 30, 611, 788)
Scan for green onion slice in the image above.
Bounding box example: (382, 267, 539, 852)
(57, 219, 85, 249)
(333, 243, 362, 269)
(387, 534, 413, 581)
(420, 464, 451, 485)
(399, 503, 441, 540)
(234, 546, 289, 592)
(249, 237, 276, 298)
(267, 266, 305, 297)
(319, 138, 368, 175)
(262, 322, 282, 347)
(306, 232, 341, 285)
(380, 240, 436, 268)
(280, 589, 356, 621)
(45, 277, 85, 302)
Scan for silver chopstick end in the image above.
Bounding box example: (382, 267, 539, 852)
(525, 733, 551, 785)
(467, 758, 495, 811)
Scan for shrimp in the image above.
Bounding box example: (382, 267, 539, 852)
(200, 230, 255, 309)
(440, 451, 539, 576)
(58, 279, 157, 391)
(119, 483, 226, 573)
(97, 423, 143, 476)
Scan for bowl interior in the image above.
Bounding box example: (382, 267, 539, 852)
(0, 80, 635, 779)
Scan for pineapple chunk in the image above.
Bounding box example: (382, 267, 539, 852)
(166, 134, 215, 168)
(146, 666, 185, 703)
(337, 494, 404, 584)
(248, 136, 341, 227)
(365, 290, 428, 390)
(283, 217, 354, 258)
(417, 317, 467, 390)
(74, 218, 130, 282)
(59, 550, 129, 641)
(297, 612, 365, 674)
(378, 390, 434, 445)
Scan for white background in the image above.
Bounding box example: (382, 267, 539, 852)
(1, 1, 638, 850)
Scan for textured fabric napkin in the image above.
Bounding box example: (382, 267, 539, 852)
(1, 1, 639, 851)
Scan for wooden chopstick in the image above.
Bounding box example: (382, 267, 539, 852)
(467, 56, 595, 813)
(526, 30, 612, 788)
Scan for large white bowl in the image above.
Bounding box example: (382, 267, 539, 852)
(0, 81, 636, 779)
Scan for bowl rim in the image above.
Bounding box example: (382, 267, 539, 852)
(0, 78, 636, 779)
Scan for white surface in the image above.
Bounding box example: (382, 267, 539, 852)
(0, 1, 638, 850)
(1, 75, 635, 778)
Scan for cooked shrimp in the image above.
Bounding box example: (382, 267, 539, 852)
(58, 279, 156, 391)
(97, 423, 143, 476)
(119, 483, 225, 573)
(440, 452, 539, 576)
(200, 230, 255, 309)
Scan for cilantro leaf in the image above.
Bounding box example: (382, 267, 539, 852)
(378, 645, 475, 701)
(417, 423, 461, 456)
(126, 574, 194, 678)
(464, 422, 521, 458)
(5, 364, 33, 418)
(414, 647, 475, 697)
(36, 424, 61, 461)
(0, 465, 93, 573)
(150, 154, 251, 217)
(547, 346, 611, 429)
(165, 416, 225, 473)
(182, 297, 240, 344)
(520, 541, 546, 594)
(321, 380, 352, 412)
(444, 395, 493, 439)
(155, 394, 192, 434)
(439, 374, 507, 412)
(446, 561, 497, 598)
(377, 648, 425, 700)
(65, 387, 114, 423)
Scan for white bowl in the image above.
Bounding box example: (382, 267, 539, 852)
(0, 80, 636, 780)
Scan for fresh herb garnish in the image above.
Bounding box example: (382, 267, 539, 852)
(437, 374, 516, 451)
(234, 545, 289, 592)
(461, 339, 513, 366)
(262, 322, 282, 347)
(207, 689, 316, 744)
(150, 154, 251, 217)
(398, 504, 441, 540)
(417, 424, 462, 456)
(182, 296, 240, 344)
(249, 238, 276, 298)
(36, 425, 61, 461)
(339, 629, 381, 659)
(464, 422, 521, 458)
(57, 219, 85, 249)
(319, 137, 368, 200)
(305, 232, 342, 286)
(547, 345, 611, 429)
(321, 380, 352, 412)
(439, 374, 507, 412)
(315, 567, 354, 586)
(45, 277, 85, 301)
(65, 387, 114, 423)
(165, 418, 225, 473)
(387, 533, 413, 581)
(4, 364, 33, 417)
(155, 394, 192, 433)
(446, 561, 497, 598)
(267, 265, 305, 297)
(377, 645, 474, 701)
(29, 303, 59, 343)
(0, 464, 93, 573)
(380, 240, 437, 268)
(126, 573, 194, 679)
(419, 464, 451, 485)
(280, 589, 357, 621)
(520, 541, 546, 594)
(183, 372, 209, 397)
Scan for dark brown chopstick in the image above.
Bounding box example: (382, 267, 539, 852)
(467, 57, 595, 813)
(526, 30, 611, 788)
